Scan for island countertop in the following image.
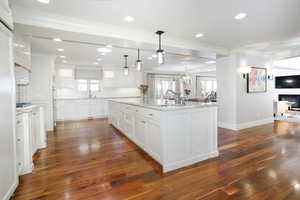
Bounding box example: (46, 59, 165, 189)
(109, 98, 217, 111)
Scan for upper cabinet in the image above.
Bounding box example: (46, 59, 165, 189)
(14, 32, 31, 71)
(0, 0, 13, 29)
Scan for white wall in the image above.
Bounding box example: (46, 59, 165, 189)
(235, 53, 274, 128)
(216, 55, 237, 128)
(217, 52, 274, 130)
(29, 54, 55, 131)
(55, 64, 142, 99)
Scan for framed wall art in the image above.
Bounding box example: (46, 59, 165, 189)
(247, 67, 267, 93)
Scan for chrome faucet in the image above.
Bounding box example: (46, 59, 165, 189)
(165, 89, 185, 104)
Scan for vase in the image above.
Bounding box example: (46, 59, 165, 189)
(142, 93, 147, 103)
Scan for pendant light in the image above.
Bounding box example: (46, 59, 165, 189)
(156, 30, 165, 65)
(123, 55, 129, 76)
(136, 48, 142, 71)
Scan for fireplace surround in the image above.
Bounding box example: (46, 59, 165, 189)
(279, 94, 300, 111)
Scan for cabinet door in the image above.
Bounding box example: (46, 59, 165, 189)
(31, 111, 38, 156)
(16, 125, 24, 174)
(135, 116, 147, 150)
(146, 120, 162, 162)
(123, 111, 134, 139)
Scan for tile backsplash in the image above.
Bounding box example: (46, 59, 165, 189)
(16, 85, 29, 103)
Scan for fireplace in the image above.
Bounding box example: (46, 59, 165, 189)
(279, 94, 300, 110)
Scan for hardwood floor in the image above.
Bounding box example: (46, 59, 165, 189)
(12, 119, 300, 200)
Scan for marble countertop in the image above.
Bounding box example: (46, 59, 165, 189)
(55, 96, 140, 101)
(16, 105, 39, 114)
(109, 99, 217, 111)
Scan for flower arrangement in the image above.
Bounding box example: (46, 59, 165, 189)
(184, 89, 191, 96)
(139, 84, 149, 95)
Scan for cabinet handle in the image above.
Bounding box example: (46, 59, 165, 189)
(17, 138, 21, 142)
(148, 114, 153, 116)
(135, 110, 139, 112)
(18, 162, 22, 166)
(141, 121, 146, 123)
(17, 120, 21, 124)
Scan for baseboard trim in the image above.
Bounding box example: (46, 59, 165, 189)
(3, 177, 18, 200)
(56, 115, 108, 122)
(218, 122, 238, 130)
(163, 151, 219, 173)
(218, 118, 274, 131)
(236, 117, 274, 130)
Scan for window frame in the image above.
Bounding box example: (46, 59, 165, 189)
(76, 79, 101, 92)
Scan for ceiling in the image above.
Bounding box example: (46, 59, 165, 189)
(10, 0, 300, 50)
(15, 24, 216, 72)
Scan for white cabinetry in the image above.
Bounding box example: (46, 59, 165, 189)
(55, 99, 109, 121)
(108, 101, 218, 173)
(146, 120, 162, 162)
(14, 32, 31, 71)
(16, 106, 46, 175)
(134, 116, 147, 150)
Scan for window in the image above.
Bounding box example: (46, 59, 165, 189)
(196, 76, 217, 97)
(77, 80, 100, 92)
(147, 74, 181, 99)
(90, 80, 100, 91)
(77, 80, 88, 91)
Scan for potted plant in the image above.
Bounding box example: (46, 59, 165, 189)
(184, 89, 191, 97)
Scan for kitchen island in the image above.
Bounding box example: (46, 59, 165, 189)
(108, 99, 218, 172)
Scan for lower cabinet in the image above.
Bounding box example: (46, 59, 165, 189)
(135, 116, 147, 150)
(146, 120, 162, 162)
(108, 101, 218, 173)
(109, 102, 162, 163)
(16, 106, 46, 175)
(55, 99, 108, 121)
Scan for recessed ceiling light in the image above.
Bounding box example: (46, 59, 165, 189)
(106, 44, 113, 48)
(97, 58, 102, 61)
(205, 60, 216, 64)
(37, 0, 50, 4)
(59, 55, 66, 58)
(94, 62, 99, 65)
(234, 13, 247, 20)
(62, 60, 67, 63)
(124, 16, 135, 22)
(53, 38, 62, 42)
(57, 48, 64, 52)
(195, 33, 204, 38)
(97, 47, 112, 53)
(101, 53, 107, 56)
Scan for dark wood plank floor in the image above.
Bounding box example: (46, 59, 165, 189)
(12, 119, 300, 200)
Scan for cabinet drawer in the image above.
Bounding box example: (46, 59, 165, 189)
(134, 107, 161, 121)
(143, 109, 161, 121)
(16, 114, 23, 126)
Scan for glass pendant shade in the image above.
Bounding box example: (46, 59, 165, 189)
(157, 50, 164, 65)
(123, 55, 129, 76)
(123, 66, 129, 76)
(136, 49, 142, 71)
(156, 30, 165, 65)
(136, 60, 142, 71)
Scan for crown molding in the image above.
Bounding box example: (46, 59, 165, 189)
(0, 1, 13, 29)
(12, 6, 229, 56)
